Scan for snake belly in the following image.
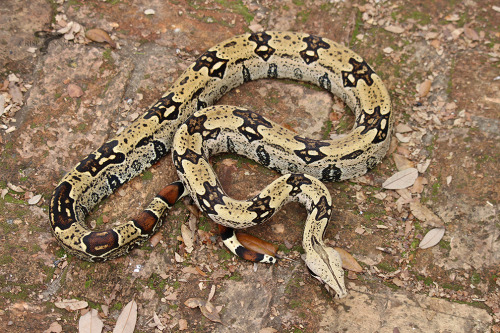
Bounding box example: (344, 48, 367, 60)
(49, 31, 392, 262)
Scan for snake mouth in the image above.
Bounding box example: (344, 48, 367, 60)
(307, 266, 347, 299)
(324, 283, 348, 299)
(334, 287, 348, 299)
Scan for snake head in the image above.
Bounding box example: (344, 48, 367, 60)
(305, 237, 347, 298)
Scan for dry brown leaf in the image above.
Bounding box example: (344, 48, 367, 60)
(195, 266, 208, 277)
(354, 226, 365, 235)
(409, 201, 442, 225)
(395, 124, 413, 133)
(236, 232, 278, 257)
(101, 305, 109, 317)
(352, 174, 377, 186)
(54, 299, 88, 311)
(58, 21, 82, 40)
(67, 83, 84, 98)
(174, 252, 184, 263)
(334, 247, 363, 273)
(152, 312, 165, 331)
(425, 31, 439, 39)
(404, 220, 413, 236)
(165, 292, 178, 301)
(445, 14, 460, 21)
(184, 298, 205, 308)
(197, 229, 211, 244)
(418, 79, 432, 97)
(221, 158, 238, 167)
(79, 308, 103, 333)
(396, 188, 412, 201)
(7, 183, 24, 193)
(271, 223, 285, 233)
(419, 228, 445, 249)
(0, 95, 5, 117)
(178, 319, 188, 331)
(382, 168, 418, 189)
(149, 233, 162, 247)
(396, 145, 411, 156)
(8, 73, 20, 82)
(200, 301, 222, 323)
(385, 25, 405, 34)
(430, 39, 441, 50)
(395, 132, 411, 143)
(85, 28, 117, 48)
(451, 28, 464, 40)
(464, 26, 479, 40)
(207, 285, 216, 302)
(249, 24, 264, 33)
(356, 191, 367, 202)
(181, 266, 200, 275)
(184, 298, 222, 323)
(181, 224, 194, 253)
(417, 159, 431, 173)
(6, 126, 16, 133)
(411, 176, 426, 193)
(392, 153, 414, 171)
(392, 277, 405, 287)
(185, 202, 201, 217)
(383, 47, 394, 54)
(28, 194, 42, 205)
(113, 300, 137, 333)
(188, 212, 198, 232)
(44, 322, 63, 333)
(484, 96, 500, 104)
(9, 84, 23, 104)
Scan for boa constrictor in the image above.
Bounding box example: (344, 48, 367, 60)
(50, 31, 392, 298)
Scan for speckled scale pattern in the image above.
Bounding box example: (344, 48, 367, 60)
(49, 30, 392, 280)
(175, 107, 346, 295)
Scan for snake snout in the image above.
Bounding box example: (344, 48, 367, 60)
(335, 287, 348, 299)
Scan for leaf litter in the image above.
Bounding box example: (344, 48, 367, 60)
(184, 285, 222, 324)
(5, 0, 498, 331)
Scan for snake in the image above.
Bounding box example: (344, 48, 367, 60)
(49, 31, 392, 298)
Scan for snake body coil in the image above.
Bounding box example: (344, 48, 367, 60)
(50, 31, 392, 297)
